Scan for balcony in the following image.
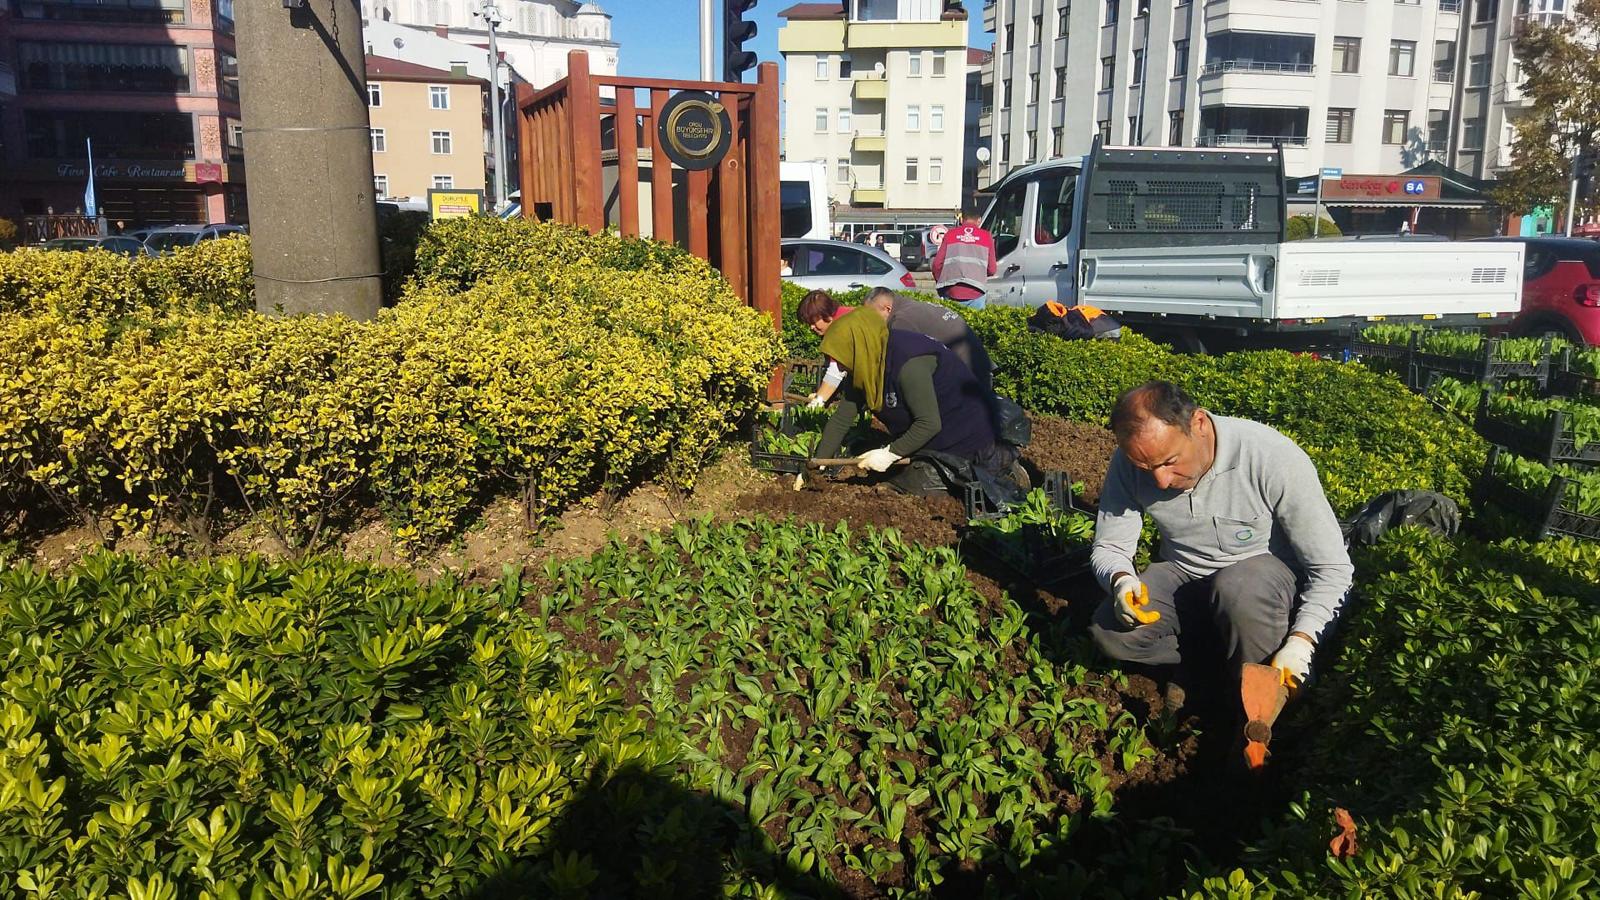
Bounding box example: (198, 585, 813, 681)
(852, 130, 887, 153)
(1200, 60, 1314, 76)
(1196, 134, 1309, 148)
(1439, 0, 1462, 12)
(852, 75, 888, 100)
(1198, 106, 1309, 148)
(852, 183, 887, 205)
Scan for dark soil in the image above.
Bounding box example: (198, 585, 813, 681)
(1021, 415, 1118, 506)
(729, 475, 966, 547)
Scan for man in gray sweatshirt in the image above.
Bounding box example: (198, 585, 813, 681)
(1089, 381, 1353, 704)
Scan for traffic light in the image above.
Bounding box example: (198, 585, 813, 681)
(724, 0, 758, 83)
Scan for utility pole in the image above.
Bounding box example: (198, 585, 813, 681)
(1134, 1, 1151, 145)
(700, 0, 714, 81)
(477, 3, 507, 211)
(235, 0, 381, 319)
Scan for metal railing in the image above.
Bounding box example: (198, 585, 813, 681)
(1200, 60, 1315, 76)
(1440, 0, 1462, 11)
(1433, 66, 1455, 83)
(1196, 133, 1310, 148)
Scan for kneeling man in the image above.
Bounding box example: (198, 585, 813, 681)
(1089, 381, 1354, 704)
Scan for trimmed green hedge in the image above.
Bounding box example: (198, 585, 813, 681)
(0, 236, 252, 319)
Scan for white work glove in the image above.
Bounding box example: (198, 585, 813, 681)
(1271, 633, 1316, 688)
(855, 447, 902, 473)
(806, 394, 827, 409)
(1111, 574, 1159, 628)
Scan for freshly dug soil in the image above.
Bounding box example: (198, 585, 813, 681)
(1022, 415, 1118, 506)
(730, 475, 967, 548)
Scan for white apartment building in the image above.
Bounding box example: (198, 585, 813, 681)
(962, 47, 993, 213)
(981, 0, 1570, 191)
(361, 1, 619, 87)
(779, 1, 973, 225)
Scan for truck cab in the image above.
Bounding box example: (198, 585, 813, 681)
(980, 156, 1087, 307)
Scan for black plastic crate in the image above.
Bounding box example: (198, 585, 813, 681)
(748, 406, 809, 475)
(1475, 447, 1599, 543)
(1475, 392, 1600, 469)
(1549, 349, 1600, 402)
(1344, 339, 1409, 363)
(959, 471, 1094, 589)
(1407, 336, 1550, 392)
(965, 469, 1077, 522)
(782, 359, 828, 399)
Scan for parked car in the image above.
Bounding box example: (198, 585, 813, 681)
(898, 229, 929, 271)
(121, 227, 160, 244)
(143, 224, 247, 255)
(1474, 236, 1600, 346)
(41, 235, 149, 257)
(781, 238, 917, 293)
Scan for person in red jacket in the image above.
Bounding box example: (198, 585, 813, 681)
(931, 214, 998, 310)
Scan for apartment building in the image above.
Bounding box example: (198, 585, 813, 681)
(779, 1, 972, 227)
(0, 0, 245, 228)
(361, 0, 618, 87)
(981, 0, 1568, 192)
(366, 56, 488, 202)
(962, 47, 991, 213)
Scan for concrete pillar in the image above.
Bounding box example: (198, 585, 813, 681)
(235, 0, 381, 319)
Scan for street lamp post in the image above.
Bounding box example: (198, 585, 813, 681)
(476, 3, 508, 211)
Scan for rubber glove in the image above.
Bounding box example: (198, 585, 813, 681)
(1111, 574, 1159, 628)
(856, 447, 902, 473)
(1271, 633, 1315, 688)
(806, 394, 827, 409)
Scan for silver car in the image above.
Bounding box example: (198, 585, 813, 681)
(781, 238, 915, 294)
(143, 224, 247, 255)
(42, 235, 149, 257)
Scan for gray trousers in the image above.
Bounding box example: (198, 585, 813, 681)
(1089, 555, 1298, 668)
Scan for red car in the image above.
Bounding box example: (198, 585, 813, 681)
(1478, 236, 1600, 346)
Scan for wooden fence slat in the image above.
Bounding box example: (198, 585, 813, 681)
(557, 96, 572, 223)
(649, 88, 673, 244)
(566, 51, 604, 233)
(615, 87, 639, 237)
(750, 63, 783, 399)
(686, 168, 710, 258)
(718, 97, 747, 303)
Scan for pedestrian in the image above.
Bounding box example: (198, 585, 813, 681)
(811, 308, 1018, 497)
(931, 214, 997, 310)
(798, 288, 993, 406)
(1088, 381, 1354, 712)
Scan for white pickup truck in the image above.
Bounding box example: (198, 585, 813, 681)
(978, 144, 1523, 348)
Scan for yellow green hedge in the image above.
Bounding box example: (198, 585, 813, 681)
(0, 236, 253, 319)
(0, 223, 780, 549)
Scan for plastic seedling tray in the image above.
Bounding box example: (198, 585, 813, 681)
(1549, 349, 1600, 402)
(960, 471, 1093, 589)
(783, 359, 827, 399)
(1475, 447, 1599, 544)
(1406, 335, 1550, 392)
(1476, 393, 1600, 470)
(749, 406, 809, 475)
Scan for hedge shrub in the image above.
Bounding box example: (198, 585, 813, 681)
(0, 237, 253, 319)
(0, 552, 794, 898)
(0, 222, 780, 549)
(410, 216, 707, 294)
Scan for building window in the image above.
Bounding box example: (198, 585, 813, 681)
(369, 83, 382, 107)
(930, 105, 945, 131)
(431, 130, 453, 154)
(1003, 79, 1013, 106)
(909, 52, 922, 76)
(1100, 56, 1115, 90)
(1332, 37, 1360, 74)
(229, 121, 244, 155)
(1427, 109, 1450, 152)
(906, 105, 920, 130)
(1128, 115, 1139, 143)
(433, 175, 454, 190)
(1106, 0, 1119, 26)
(840, 55, 853, 78)
(17, 41, 190, 93)
(1029, 73, 1038, 103)
(1052, 126, 1064, 155)
(1434, 40, 1456, 82)
(1058, 8, 1069, 37)
(1028, 133, 1038, 160)
(1131, 49, 1144, 85)
(1463, 117, 1485, 149)
(24, 109, 193, 159)
(374, 175, 389, 199)
(838, 108, 851, 132)
(905, 157, 919, 182)
(1168, 110, 1184, 145)
(1097, 120, 1111, 143)
(933, 52, 946, 76)
(837, 157, 850, 183)
(816, 57, 828, 80)
(16, 0, 185, 25)
(1055, 66, 1067, 96)
(1325, 107, 1354, 143)
(1473, 0, 1494, 23)
(371, 128, 386, 153)
(219, 52, 240, 101)
(1382, 110, 1409, 144)
(1001, 134, 1011, 163)
(1032, 13, 1042, 37)
(429, 85, 450, 109)
(1005, 24, 1015, 53)
(1469, 54, 1489, 86)
(930, 157, 943, 183)
(1173, 40, 1189, 78)
(815, 107, 828, 131)
(1389, 40, 1416, 77)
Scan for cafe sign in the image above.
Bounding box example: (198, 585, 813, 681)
(657, 90, 732, 171)
(53, 162, 188, 180)
(1320, 174, 1441, 202)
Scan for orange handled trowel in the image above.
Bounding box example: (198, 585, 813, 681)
(1240, 662, 1292, 770)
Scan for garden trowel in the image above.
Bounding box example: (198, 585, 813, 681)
(1240, 662, 1291, 771)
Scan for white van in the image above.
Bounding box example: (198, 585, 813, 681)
(780, 160, 831, 240)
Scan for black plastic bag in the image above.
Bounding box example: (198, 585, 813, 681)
(1346, 490, 1461, 546)
(993, 396, 1032, 448)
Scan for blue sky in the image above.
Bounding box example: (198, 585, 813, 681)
(606, 0, 993, 81)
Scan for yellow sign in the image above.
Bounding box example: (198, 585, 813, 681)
(428, 189, 484, 221)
